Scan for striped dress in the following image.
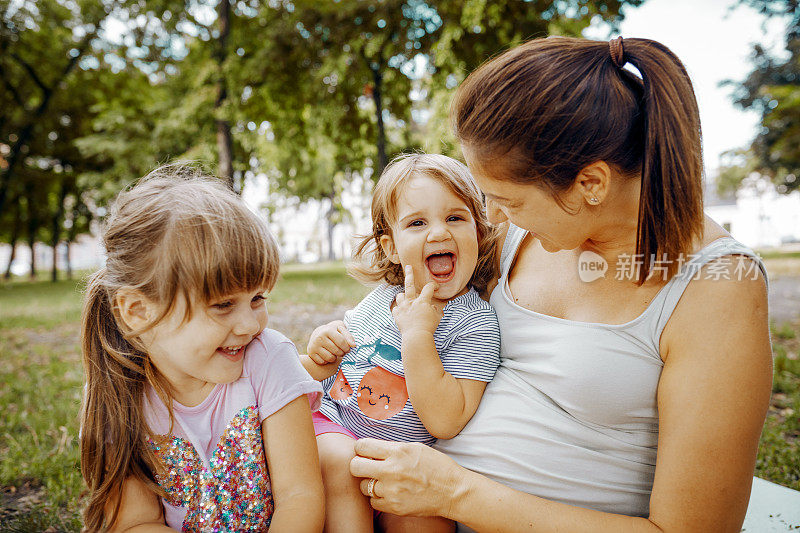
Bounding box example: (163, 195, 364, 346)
(319, 284, 501, 445)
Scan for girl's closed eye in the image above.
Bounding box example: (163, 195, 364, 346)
(252, 293, 267, 304)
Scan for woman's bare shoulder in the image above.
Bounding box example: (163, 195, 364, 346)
(660, 217, 768, 361)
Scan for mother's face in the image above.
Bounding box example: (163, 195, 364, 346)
(461, 144, 592, 253)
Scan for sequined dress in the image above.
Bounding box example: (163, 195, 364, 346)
(143, 329, 322, 532)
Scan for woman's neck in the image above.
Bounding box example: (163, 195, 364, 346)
(580, 176, 642, 266)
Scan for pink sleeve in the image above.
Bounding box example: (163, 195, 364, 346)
(244, 329, 323, 423)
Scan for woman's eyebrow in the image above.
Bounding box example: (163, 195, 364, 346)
(484, 192, 512, 203)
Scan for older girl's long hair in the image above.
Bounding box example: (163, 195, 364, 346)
(80, 165, 279, 531)
(349, 153, 499, 294)
(452, 37, 704, 284)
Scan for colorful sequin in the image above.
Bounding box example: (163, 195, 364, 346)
(149, 405, 273, 532)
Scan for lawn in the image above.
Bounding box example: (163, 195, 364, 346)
(0, 263, 798, 531)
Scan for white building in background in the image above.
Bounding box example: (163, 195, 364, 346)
(242, 172, 373, 264)
(705, 176, 800, 249)
(0, 232, 105, 277)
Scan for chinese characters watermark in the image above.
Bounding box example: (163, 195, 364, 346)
(578, 252, 763, 283)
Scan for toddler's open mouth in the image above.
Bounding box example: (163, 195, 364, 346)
(425, 252, 456, 283)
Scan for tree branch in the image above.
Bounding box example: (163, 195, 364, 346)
(10, 53, 48, 94)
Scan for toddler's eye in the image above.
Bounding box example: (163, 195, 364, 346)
(447, 215, 465, 222)
(212, 301, 233, 310)
(408, 220, 424, 227)
(252, 294, 267, 303)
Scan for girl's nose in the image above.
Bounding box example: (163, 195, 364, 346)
(426, 222, 451, 242)
(234, 306, 263, 337)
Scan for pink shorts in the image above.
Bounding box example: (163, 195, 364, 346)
(312, 411, 358, 439)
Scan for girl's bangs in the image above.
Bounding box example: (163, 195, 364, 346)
(169, 210, 279, 306)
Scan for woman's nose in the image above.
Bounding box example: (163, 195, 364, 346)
(486, 200, 508, 225)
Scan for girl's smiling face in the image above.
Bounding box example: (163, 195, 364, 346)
(380, 174, 479, 304)
(142, 288, 269, 404)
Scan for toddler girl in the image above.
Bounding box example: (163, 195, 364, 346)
(301, 153, 501, 532)
(79, 166, 324, 532)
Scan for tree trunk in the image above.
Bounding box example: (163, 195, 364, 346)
(28, 238, 35, 280)
(215, 0, 234, 189)
(325, 191, 336, 261)
(50, 181, 67, 282)
(0, 32, 96, 214)
(4, 203, 20, 280)
(65, 240, 72, 280)
(370, 63, 388, 177)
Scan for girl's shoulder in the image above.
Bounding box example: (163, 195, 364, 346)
(440, 287, 499, 338)
(242, 329, 301, 379)
(352, 284, 401, 314)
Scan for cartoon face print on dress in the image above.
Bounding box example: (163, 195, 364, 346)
(355, 338, 409, 420)
(330, 361, 355, 401)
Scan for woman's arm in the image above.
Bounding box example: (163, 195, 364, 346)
(647, 259, 772, 530)
(106, 476, 172, 532)
(261, 395, 325, 532)
(351, 260, 772, 532)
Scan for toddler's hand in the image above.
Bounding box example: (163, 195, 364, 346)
(392, 266, 443, 336)
(307, 320, 356, 366)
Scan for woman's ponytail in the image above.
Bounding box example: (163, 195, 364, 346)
(622, 38, 704, 283)
(453, 36, 706, 284)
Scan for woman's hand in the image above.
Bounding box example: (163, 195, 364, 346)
(349, 438, 465, 518)
(393, 266, 442, 337)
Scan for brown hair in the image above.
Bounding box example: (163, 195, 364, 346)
(452, 36, 704, 284)
(79, 164, 280, 531)
(349, 153, 499, 294)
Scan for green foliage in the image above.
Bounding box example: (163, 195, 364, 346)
(728, 0, 800, 193)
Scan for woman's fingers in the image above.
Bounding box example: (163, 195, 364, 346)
(354, 437, 394, 460)
(359, 477, 382, 498)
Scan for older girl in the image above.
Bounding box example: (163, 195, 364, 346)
(80, 167, 324, 531)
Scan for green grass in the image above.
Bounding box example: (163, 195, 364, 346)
(271, 261, 370, 308)
(757, 325, 800, 491)
(0, 265, 798, 530)
(756, 249, 800, 261)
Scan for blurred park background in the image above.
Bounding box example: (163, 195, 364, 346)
(1, 0, 800, 530)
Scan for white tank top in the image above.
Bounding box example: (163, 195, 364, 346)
(433, 223, 767, 520)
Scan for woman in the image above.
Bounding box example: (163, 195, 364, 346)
(349, 37, 772, 531)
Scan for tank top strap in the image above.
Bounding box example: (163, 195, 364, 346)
(646, 237, 768, 345)
(500, 223, 527, 277)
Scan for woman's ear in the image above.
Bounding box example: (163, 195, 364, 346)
(576, 161, 612, 206)
(379, 234, 400, 264)
(115, 288, 153, 332)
